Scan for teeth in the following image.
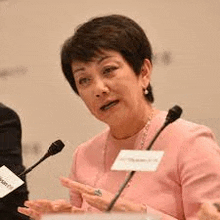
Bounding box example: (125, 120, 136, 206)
(104, 102, 116, 110)
(101, 101, 118, 111)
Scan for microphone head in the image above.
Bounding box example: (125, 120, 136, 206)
(47, 140, 65, 156)
(165, 105, 183, 124)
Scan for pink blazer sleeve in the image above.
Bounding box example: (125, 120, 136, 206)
(146, 125, 220, 220)
(178, 126, 220, 219)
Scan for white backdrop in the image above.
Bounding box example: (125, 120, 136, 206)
(0, 0, 220, 200)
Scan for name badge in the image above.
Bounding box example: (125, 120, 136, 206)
(0, 165, 24, 198)
(111, 150, 164, 172)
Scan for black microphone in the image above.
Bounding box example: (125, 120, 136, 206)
(106, 105, 182, 212)
(18, 140, 65, 177)
(164, 105, 183, 126)
(146, 105, 182, 151)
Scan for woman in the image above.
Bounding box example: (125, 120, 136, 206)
(18, 14, 220, 220)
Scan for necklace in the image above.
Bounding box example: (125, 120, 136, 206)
(118, 108, 154, 195)
(138, 108, 154, 150)
(93, 108, 155, 188)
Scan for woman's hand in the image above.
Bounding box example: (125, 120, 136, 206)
(18, 199, 83, 220)
(60, 177, 146, 213)
(198, 202, 220, 220)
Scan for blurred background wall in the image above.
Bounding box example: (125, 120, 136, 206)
(0, 0, 220, 200)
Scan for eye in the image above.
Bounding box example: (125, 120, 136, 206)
(78, 77, 91, 86)
(103, 66, 118, 75)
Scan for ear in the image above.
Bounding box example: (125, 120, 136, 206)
(140, 59, 152, 89)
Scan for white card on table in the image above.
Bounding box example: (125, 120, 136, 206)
(0, 165, 24, 198)
(111, 150, 164, 172)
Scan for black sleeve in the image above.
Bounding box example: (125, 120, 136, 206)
(0, 104, 30, 219)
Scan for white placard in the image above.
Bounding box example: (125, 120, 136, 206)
(111, 150, 164, 172)
(0, 165, 24, 198)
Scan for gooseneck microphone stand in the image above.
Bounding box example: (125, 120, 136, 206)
(106, 105, 182, 212)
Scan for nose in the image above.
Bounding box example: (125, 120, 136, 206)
(94, 78, 110, 98)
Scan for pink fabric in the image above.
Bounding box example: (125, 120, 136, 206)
(69, 111, 220, 220)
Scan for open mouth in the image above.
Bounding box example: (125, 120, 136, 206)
(100, 100, 119, 111)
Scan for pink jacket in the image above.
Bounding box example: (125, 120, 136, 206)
(69, 111, 220, 220)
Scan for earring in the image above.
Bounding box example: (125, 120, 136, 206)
(144, 88, 149, 95)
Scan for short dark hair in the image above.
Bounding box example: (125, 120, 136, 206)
(61, 14, 154, 103)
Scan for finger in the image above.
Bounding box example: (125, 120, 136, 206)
(17, 207, 30, 216)
(60, 177, 94, 195)
(198, 202, 220, 220)
(213, 203, 220, 212)
(83, 193, 139, 212)
(51, 200, 73, 212)
(36, 200, 53, 212)
(25, 200, 53, 213)
(82, 193, 108, 211)
(17, 207, 41, 220)
(71, 206, 85, 213)
(204, 202, 218, 213)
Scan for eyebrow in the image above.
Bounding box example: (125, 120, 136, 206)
(97, 55, 113, 64)
(72, 55, 115, 75)
(72, 67, 85, 75)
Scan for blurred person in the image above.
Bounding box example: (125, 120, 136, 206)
(0, 103, 29, 219)
(18, 14, 220, 220)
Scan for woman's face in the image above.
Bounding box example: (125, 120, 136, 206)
(71, 50, 152, 127)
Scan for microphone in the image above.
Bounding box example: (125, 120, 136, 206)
(106, 105, 182, 212)
(18, 140, 65, 177)
(164, 105, 183, 126)
(147, 105, 182, 151)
